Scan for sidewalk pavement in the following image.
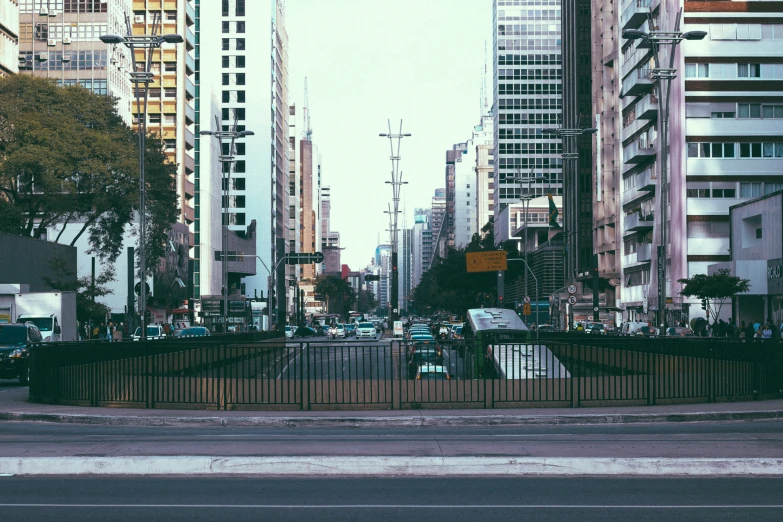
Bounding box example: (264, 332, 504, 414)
(2, 385, 783, 428)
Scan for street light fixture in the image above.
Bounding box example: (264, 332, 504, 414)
(622, 14, 706, 329)
(200, 114, 254, 333)
(101, 13, 182, 341)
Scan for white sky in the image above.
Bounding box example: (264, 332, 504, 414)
(286, 0, 493, 270)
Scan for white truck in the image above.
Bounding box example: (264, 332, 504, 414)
(15, 292, 77, 342)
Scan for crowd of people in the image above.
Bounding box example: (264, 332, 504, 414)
(704, 318, 783, 339)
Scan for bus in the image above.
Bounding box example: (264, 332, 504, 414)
(313, 313, 340, 329)
(466, 308, 569, 379)
(347, 311, 365, 324)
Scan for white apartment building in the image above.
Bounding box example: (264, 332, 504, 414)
(0, 0, 19, 76)
(492, 0, 563, 212)
(475, 112, 495, 231)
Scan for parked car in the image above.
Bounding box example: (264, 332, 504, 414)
(415, 364, 451, 381)
(176, 327, 211, 337)
(132, 325, 166, 341)
(0, 323, 42, 385)
(665, 326, 696, 337)
(356, 322, 377, 339)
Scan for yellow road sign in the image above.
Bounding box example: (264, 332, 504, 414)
(466, 251, 508, 273)
(522, 303, 531, 316)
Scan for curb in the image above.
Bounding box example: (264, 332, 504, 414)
(1, 409, 782, 428)
(2, 456, 783, 476)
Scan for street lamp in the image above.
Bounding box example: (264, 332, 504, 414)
(101, 14, 182, 340)
(623, 18, 707, 329)
(200, 115, 254, 333)
(508, 258, 539, 340)
(379, 121, 411, 326)
(514, 171, 538, 311)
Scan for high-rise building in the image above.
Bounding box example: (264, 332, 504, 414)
(399, 228, 412, 313)
(0, 0, 19, 76)
(475, 112, 495, 231)
(492, 0, 563, 214)
(320, 185, 330, 250)
(18, 0, 133, 122)
(430, 188, 447, 261)
(590, 0, 622, 318)
(299, 138, 317, 280)
(287, 103, 299, 315)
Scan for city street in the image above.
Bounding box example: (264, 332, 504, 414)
(1, 419, 783, 458)
(0, 477, 780, 521)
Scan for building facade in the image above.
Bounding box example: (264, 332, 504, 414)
(474, 112, 495, 232)
(0, 0, 18, 76)
(492, 0, 563, 214)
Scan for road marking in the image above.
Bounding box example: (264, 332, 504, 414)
(0, 504, 781, 509)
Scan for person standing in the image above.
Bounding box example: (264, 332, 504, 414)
(762, 323, 773, 339)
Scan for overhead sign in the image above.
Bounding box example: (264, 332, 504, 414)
(285, 252, 325, 265)
(466, 251, 508, 273)
(365, 274, 380, 281)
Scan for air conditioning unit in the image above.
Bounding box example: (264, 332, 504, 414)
(47, 39, 57, 47)
(36, 52, 48, 62)
(39, 8, 48, 16)
(62, 54, 71, 62)
(134, 15, 145, 23)
(132, 118, 140, 124)
(48, 10, 58, 17)
(62, 37, 72, 45)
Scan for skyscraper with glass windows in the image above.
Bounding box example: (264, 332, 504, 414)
(492, 0, 563, 214)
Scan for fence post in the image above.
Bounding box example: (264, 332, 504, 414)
(301, 342, 310, 411)
(708, 340, 715, 403)
(90, 354, 98, 408)
(647, 349, 655, 406)
(570, 342, 578, 408)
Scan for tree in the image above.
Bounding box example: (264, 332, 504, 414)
(0, 75, 178, 273)
(357, 289, 378, 314)
(678, 269, 751, 322)
(315, 275, 356, 318)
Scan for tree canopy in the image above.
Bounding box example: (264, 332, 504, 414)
(0, 75, 178, 274)
(315, 275, 356, 318)
(679, 268, 750, 321)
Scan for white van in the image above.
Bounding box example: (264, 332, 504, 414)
(620, 321, 650, 336)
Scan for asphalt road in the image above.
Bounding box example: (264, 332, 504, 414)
(2, 420, 783, 458)
(0, 477, 781, 521)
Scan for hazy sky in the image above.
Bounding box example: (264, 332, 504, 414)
(286, 0, 492, 270)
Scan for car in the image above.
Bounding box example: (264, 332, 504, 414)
(176, 326, 211, 337)
(636, 325, 659, 337)
(665, 326, 696, 337)
(373, 321, 382, 333)
(294, 326, 318, 338)
(356, 322, 377, 339)
(620, 321, 650, 336)
(345, 324, 356, 337)
(407, 329, 430, 340)
(408, 347, 442, 378)
(537, 324, 557, 332)
(450, 326, 463, 340)
(0, 323, 41, 385)
(285, 325, 295, 339)
(334, 324, 346, 339)
(585, 322, 605, 335)
(132, 325, 166, 341)
(415, 364, 451, 381)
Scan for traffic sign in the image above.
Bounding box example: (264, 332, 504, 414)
(134, 282, 150, 295)
(466, 250, 508, 273)
(567, 284, 577, 295)
(393, 308, 398, 313)
(365, 274, 380, 281)
(593, 306, 599, 312)
(522, 303, 531, 316)
(523, 295, 531, 304)
(568, 295, 577, 305)
(285, 252, 325, 265)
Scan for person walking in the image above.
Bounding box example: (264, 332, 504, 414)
(113, 323, 123, 342)
(762, 323, 773, 339)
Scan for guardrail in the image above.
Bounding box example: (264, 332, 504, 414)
(28, 337, 783, 410)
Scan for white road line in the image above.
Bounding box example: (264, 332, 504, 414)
(0, 504, 781, 509)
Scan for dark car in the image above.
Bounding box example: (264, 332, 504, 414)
(0, 323, 42, 385)
(408, 347, 442, 378)
(294, 326, 318, 338)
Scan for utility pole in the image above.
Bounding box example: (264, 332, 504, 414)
(379, 121, 410, 327)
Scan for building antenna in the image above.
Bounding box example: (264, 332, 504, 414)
(303, 77, 312, 142)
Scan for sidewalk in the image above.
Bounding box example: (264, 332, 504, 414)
(2, 385, 783, 428)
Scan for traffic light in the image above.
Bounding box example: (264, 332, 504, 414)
(701, 298, 708, 311)
(498, 295, 504, 305)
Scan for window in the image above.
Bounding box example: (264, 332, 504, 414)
(738, 104, 761, 118)
(235, 56, 245, 68)
(222, 91, 230, 103)
(740, 183, 762, 198)
(222, 73, 229, 86)
(236, 91, 245, 103)
(235, 161, 245, 174)
(236, 0, 245, 16)
(222, 38, 229, 51)
(236, 21, 246, 33)
(236, 38, 245, 50)
(762, 105, 783, 118)
(222, 0, 229, 16)
(236, 73, 245, 85)
(164, 139, 176, 151)
(687, 189, 710, 198)
(690, 142, 736, 158)
(164, 62, 176, 72)
(236, 143, 246, 155)
(164, 88, 176, 98)
(222, 21, 230, 34)
(222, 56, 230, 68)
(230, 213, 246, 226)
(738, 63, 761, 78)
(685, 63, 709, 78)
(163, 114, 176, 125)
(148, 114, 161, 124)
(765, 182, 783, 195)
(166, 11, 177, 21)
(234, 178, 246, 190)
(712, 189, 736, 198)
(235, 108, 246, 120)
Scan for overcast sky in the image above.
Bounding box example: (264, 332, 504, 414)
(286, 0, 492, 270)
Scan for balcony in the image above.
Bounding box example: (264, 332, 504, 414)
(624, 211, 654, 232)
(623, 136, 657, 164)
(183, 204, 195, 224)
(185, 1, 196, 25)
(185, 27, 196, 50)
(185, 103, 195, 125)
(636, 93, 658, 120)
(622, 67, 654, 98)
(183, 153, 195, 174)
(184, 77, 195, 99)
(636, 243, 652, 262)
(183, 128, 195, 150)
(622, 167, 657, 207)
(185, 52, 195, 75)
(621, 0, 651, 31)
(182, 176, 194, 199)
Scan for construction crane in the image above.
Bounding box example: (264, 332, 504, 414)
(303, 77, 312, 142)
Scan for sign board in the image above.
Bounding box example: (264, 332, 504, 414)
(567, 284, 577, 295)
(393, 321, 404, 338)
(568, 295, 578, 305)
(214, 251, 245, 262)
(643, 292, 649, 314)
(522, 303, 531, 316)
(768, 258, 783, 295)
(285, 252, 325, 265)
(365, 274, 380, 281)
(466, 251, 508, 273)
(523, 295, 531, 304)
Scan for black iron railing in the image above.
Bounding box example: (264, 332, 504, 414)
(28, 336, 783, 410)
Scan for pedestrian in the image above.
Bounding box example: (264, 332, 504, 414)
(763, 323, 773, 339)
(113, 323, 123, 342)
(97, 322, 106, 340)
(747, 321, 757, 339)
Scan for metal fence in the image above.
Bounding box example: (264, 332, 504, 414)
(28, 336, 783, 410)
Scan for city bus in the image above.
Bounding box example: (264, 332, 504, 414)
(313, 313, 340, 328)
(347, 311, 365, 324)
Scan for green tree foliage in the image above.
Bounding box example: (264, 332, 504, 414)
(0, 75, 178, 274)
(679, 268, 751, 321)
(42, 256, 114, 324)
(315, 275, 356, 318)
(357, 289, 378, 313)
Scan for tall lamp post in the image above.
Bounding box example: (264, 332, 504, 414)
(199, 115, 254, 333)
(379, 121, 411, 327)
(623, 19, 707, 329)
(508, 258, 539, 340)
(514, 171, 538, 313)
(101, 15, 182, 340)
